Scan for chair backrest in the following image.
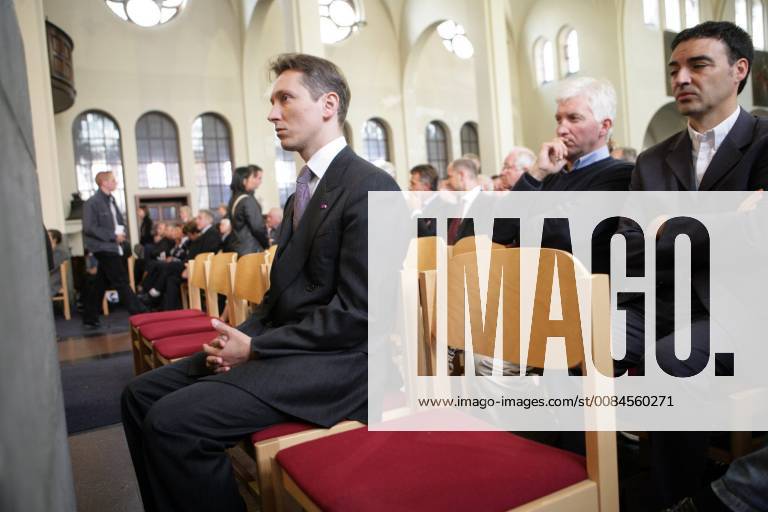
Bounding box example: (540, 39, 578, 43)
(266, 244, 278, 264)
(452, 235, 504, 257)
(187, 252, 213, 310)
(205, 252, 237, 318)
(229, 252, 270, 325)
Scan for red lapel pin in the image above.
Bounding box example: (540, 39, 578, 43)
(320, 203, 328, 209)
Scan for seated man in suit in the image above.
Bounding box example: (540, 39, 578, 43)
(121, 53, 399, 512)
(619, 21, 768, 509)
(160, 209, 221, 311)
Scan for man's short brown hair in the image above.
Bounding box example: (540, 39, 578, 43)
(409, 164, 439, 191)
(270, 53, 351, 124)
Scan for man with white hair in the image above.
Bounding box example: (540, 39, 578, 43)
(510, 75, 632, 273)
(500, 147, 535, 189)
(479, 77, 632, 379)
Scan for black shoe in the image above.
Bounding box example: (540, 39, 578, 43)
(82, 319, 102, 329)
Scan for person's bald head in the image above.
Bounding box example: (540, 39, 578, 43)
(266, 207, 283, 229)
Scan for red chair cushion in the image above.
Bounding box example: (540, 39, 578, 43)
(129, 309, 206, 327)
(140, 316, 215, 341)
(251, 422, 315, 444)
(153, 330, 217, 360)
(277, 428, 588, 512)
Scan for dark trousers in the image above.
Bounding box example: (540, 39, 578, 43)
(161, 261, 186, 310)
(617, 298, 727, 508)
(82, 251, 146, 322)
(121, 356, 293, 512)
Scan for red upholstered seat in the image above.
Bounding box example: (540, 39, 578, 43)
(139, 316, 215, 340)
(277, 429, 587, 512)
(153, 330, 217, 360)
(251, 422, 315, 444)
(129, 309, 206, 327)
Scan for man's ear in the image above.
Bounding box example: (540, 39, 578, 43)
(735, 57, 749, 84)
(599, 118, 613, 140)
(321, 91, 340, 122)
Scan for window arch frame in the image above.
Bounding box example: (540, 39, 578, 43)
(459, 121, 480, 158)
(360, 117, 391, 163)
(558, 26, 580, 77)
(425, 120, 451, 178)
(71, 109, 128, 214)
(191, 112, 234, 210)
(135, 110, 183, 189)
(534, 37, 555, 85)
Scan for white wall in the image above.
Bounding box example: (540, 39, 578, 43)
(44, 0, 247, 246)
(516, 0, 626, 152)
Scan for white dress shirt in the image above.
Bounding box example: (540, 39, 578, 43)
(304, 136, 347, 197)
(687, 106, 741, 188)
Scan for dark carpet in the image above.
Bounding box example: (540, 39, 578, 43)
(60, 352, 134, 434)
(54, 306, 131, 339)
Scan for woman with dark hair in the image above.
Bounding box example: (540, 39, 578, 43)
(228, 165, 268, 255)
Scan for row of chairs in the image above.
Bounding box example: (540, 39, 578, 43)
(129, 247, 276, 374)
(51, 255, 136, 321)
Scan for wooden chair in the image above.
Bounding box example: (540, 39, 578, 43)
(102, 255, 135, 315)
(229, 252, 270, 326)
(51, 260, 71, 320)
(149, 253, 237, 368)
(129, 253, 213, 374)
(219, 249, 363, 512)
(275, 248, 619, 512)
(203, 252, 238, 320)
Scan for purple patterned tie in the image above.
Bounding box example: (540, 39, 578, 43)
(293, 165, 312, 230)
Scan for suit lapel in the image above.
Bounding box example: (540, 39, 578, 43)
(664, 131, 696, 190)
(266, 147, 353, 307)
(699, 110, 755, 191)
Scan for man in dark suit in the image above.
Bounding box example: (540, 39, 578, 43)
(160, 209, 221, 311)
(619, 22, 768, 508)
(409, 164, 439, 237)
(81, 171, 147, 326)
(122, 53, 399, 512)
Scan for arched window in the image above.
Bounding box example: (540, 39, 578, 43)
(425, 121, 450, 177)
(684, 0, 700, 27)
(534, 38, 555, 85)
(136, 111, 181, 189)
(754, 0, 765, 49)
(72, 110, 127, 213)
(735, 0, 749, 31)
(361, 118, 390, 162)
(192, 113, 232, 210)
(643, 0, 660, 27)
(664, 0, 681, 31)
(560, 27, 580, 76)
(460, 122, 480, 157)
(343, 121, 354, 149)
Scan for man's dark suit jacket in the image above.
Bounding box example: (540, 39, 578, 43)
(188, 226, 222, 259)
(191, 146, 400, 427)
(621, 109, 768, 309)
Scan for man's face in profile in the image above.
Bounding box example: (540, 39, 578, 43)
(268, 70, 326, 154)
